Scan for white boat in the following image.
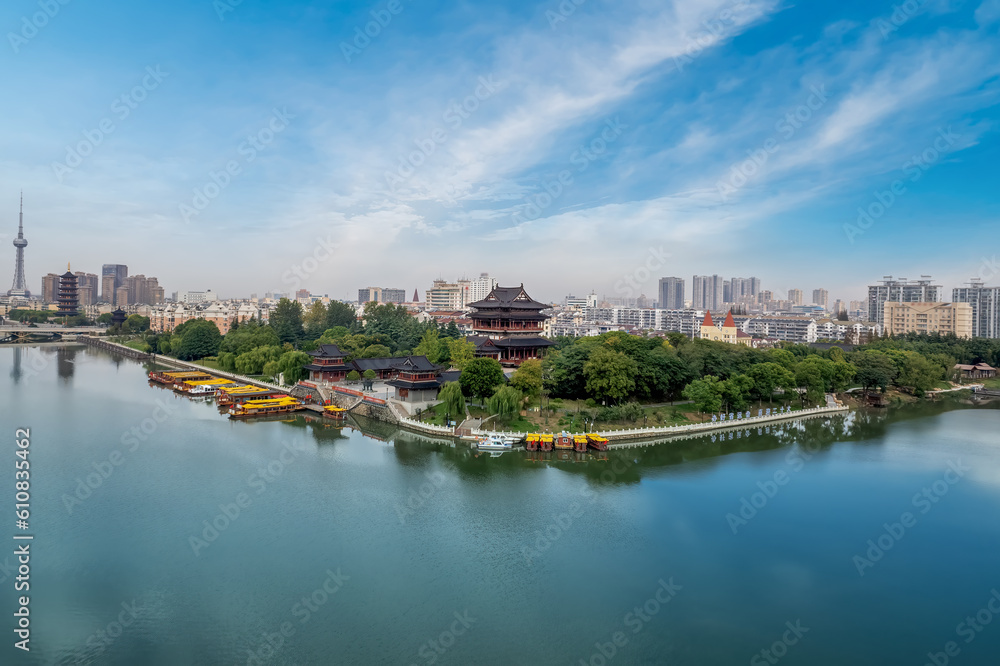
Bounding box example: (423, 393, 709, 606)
(476, 434, 513, 451)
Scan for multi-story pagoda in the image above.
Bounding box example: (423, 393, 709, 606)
(57, 264, 80, 317)
(466, 284, 553, 366)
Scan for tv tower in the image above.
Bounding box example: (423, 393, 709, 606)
(8, 193, 30, 298)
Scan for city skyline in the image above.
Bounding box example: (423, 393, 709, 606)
(2, 0, 999, 300)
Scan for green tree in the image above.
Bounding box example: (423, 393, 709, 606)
(438, 381, 466, 420)
(459, 357, 505, 401)
(853, 350, 898, 393)
(746, 362, 797, 402)
(234, 345, 282, 374)
(414, 328, 442, 363)
(510, 359, 543, 398)
(324, 301, 357, 330)
(896, 351, 942, 395)
(583, 348, 637, 404)
(721, 373, 754, 410)
(363, 369, 376, 381)
(446, 338, 476, 370)
(443, 321, 462, 338)
(269, 298, 305, 344)
(262, 360, 280, 380)
(361, 344, 391, 358)
(487, 385, 523, 423)
(175, 319, 223, 360)
(682, 376, 725, 413)
(124, 314, 150, 332)
(303, 301, 328, 339)
(347, 370, 360, 382)
(278, 350, 311, 384)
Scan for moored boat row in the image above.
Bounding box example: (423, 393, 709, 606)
(524, 432, 608, 452)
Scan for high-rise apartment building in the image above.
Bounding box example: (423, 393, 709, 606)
(101, 274, 117, 304)
(728, 277, 760, 304)
(102, 264, 128, 298)
(953, 281, 1000, 338)
(787, 289, 804, 306)
(468, 273, 498, 303)
(692, 275, 724, 311)
(868, 276, 942, 324)
(41, 273, 60, 303)
(658, 277, 685, 310)
(812, 289, 829, 310)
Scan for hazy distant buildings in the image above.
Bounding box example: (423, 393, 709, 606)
(812, 289, 829, 310)
(658, 277, 685, 310)
(566, 292, 598, 309)
(179, 290, 217, 305)
(868, 276, 942, 324)
(426, 279, 469, 310)
(358, 287, 405, 304)
(787, 289, 803, 306)
(883, 301, 972, 338)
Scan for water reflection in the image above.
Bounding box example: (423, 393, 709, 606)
(336, 399, 995, 487)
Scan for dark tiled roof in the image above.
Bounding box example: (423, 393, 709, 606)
(467, 284, 548, 311)
(491, 336, 555, 348)
(308, 344, 346, 358)
(387, 378, 443, 390)
(440, 370, 461, 383)
(352, 355, 442, 373)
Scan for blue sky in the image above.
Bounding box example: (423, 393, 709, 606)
(1, 0, 999, 304)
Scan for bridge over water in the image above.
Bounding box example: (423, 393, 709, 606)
(0, 326, 107, 342)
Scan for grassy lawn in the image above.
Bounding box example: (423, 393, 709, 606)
(980, 377, 1000, 390)
(122, 340, 148, 352)
(194, 357, 221, 370)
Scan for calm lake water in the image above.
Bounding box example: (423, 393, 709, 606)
(2, 344, 1000, 665)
